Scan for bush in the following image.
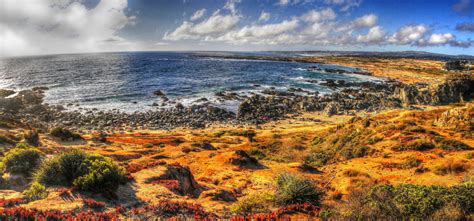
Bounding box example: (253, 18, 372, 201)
(341, 146, 369, 159)
(24, 130, 40, 147)
(34, 150, 126, 194)
(434, 160, 468, 175)
(304, 149, 334, 167)
(392, 139, 435, 151)
(23, 182, 48, 201)
(275, 173, 320, 205)
(230, 191, 275, 214)
(2, 147, 42, 175)
(402, 156, 422, 169)
(49, 127, 82, 141)
(437, 139, 471, 151)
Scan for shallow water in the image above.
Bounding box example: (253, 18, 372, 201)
(0, 52, 383, 112)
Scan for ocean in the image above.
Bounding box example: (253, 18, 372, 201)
(0, 52, 382, 112)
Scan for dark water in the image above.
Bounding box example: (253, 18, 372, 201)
(0, 52, 382, 112)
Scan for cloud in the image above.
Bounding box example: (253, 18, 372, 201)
(217, 19, 299, 44)
(356, 26, 386, 43)
(0, 0, 135, 57)
(456, 22, 474, 32)
(224, 0, 241, 14)
(190, 9, 206, 21)
(453, 0, 473, 15)
(259, 11, 271, 22)
(164, 14, 240, 41)
(388, 25, 428, 45)
(427, 33, 455, 45)
(301, 8, 337, 23)
(353, 14, 377, 27)
(325, 0, 362, 11)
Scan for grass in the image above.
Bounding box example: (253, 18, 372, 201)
(275, 173, 320, 205)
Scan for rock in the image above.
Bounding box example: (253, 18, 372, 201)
(434, 103, 473, 131)
(324, 102, 338, 117)
(394, 74, 473, 105)
(0, 89, 15, 98)
(153, 90, 166, 96)
(156, 164, 202, 198)
(191, 142, 216, 150)
(200, 189, 236, 202)
(229, 150, 263, 169)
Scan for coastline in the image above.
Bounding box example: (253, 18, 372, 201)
(0, 55, 473, 219)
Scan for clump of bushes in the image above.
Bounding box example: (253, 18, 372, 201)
(275, 173, 320, 205)
(49, 127, 82, 141)
(34, 150, 126, 195)
(436, 139, 471, 151)
(434, 160, 469, 175)
(230, 190, 275, 214)
(304, 149, 334, 168)
(401, 156, 422, 169)
(24, 130, 40, 147)
(341, 146, 369, 159)
(329, 181, 474, 220)
(2, 146, 42, 175)
(365, 183, 473, 219)
(23, 182, 48, 201)
(392, 139, 435, 151)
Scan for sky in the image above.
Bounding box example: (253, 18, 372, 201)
(0, 0, 473, 57)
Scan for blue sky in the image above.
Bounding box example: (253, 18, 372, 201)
(1, 0, 473, 56)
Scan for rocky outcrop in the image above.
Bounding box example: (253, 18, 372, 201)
(200, 189, 237, 202)
(155, 164, 203, 198)
(394, 74, 474, 106)
(228, 150, 263, 169)
(434, 103, 473, 132)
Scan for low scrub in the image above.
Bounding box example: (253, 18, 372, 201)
(330, 182, 474, 220)
(49, 127, 82, 141)
(434, 160, 469, 175)
(275, 173, 320, 205)
(230, 191, 275, 214)
(23, 182, 48, 201)
(2, 146, 42, 175)
(34, 150, 126, 195)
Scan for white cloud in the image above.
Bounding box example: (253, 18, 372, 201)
(224, 0, 241, 15)
(388, 25, 428, 44)
(356, 26, 386, 43)
(190, 9, 206, 21)
(164, 13, 241, 41)
(353, 14, 377, 27)
(277, 0, 302, 6)
(0, 0, 135, 57)
(259, 11, 271, 22)
(217, 19, 299, 44)
(301, 8, 337, 23)
(428, 33, 455, 44)
(325, 0, 362, 11)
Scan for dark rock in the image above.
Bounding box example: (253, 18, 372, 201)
(229, 150, 263, 169)
(0, 89, 15, 98)
(154, 90, 166, 96)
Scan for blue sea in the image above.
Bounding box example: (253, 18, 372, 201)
(0, 52, 382, 112)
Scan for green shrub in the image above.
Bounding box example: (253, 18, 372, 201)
(434, 160, 468, 175)
(24, 130, 40, 147)
(248, 148, 266, 160)
(402, 156, 422, 169)
(362, 182, 474, 219)
(437, 139, 471, 151)
(230, 190, 275, 214)
(34, 150, 126, 194)
(23, 182, 48, 201)
(304, 150, 334, 167)
(275, 173, 320, 205)
(2, 147, 42, 175)
(392, 139, 435, 151)
(341, 146, 369, 159)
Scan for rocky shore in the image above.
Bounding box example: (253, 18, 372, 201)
(0, 71, 472, 131)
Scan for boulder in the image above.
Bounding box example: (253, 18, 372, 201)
(229, 150, 263, 169)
